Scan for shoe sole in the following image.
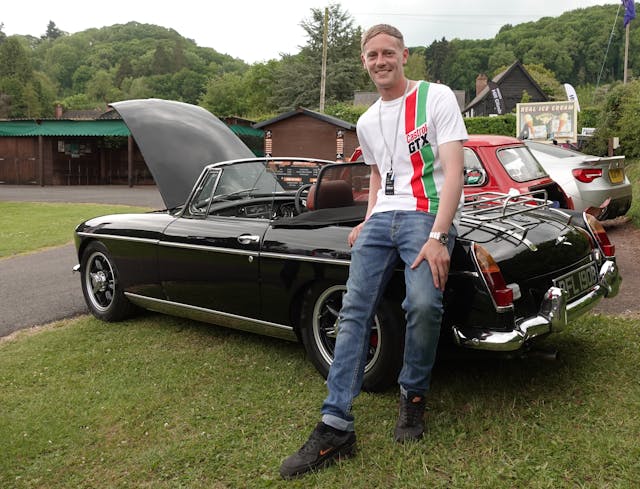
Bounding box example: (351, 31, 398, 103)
(394, 431, 423, 443)
(280, 441, 357, 479)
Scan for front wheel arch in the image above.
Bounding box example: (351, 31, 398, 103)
(80, 241, 137, 322)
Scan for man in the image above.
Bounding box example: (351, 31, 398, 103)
(280, 24, 467, 479)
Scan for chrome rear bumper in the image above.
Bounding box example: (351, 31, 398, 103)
(452, 259, 621, 352)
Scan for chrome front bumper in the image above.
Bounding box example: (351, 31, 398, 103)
(452, 259, 621, 352)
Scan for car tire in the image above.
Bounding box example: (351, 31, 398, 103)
(80, 241, 136, 322)
(300, 283, 404, 392)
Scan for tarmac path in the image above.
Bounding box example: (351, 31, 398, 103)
(0, 185, 164, 338)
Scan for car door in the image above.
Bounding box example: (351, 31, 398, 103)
(158, 214, 266, 319)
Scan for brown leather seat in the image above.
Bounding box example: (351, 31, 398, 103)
(307, 180, 354, 210)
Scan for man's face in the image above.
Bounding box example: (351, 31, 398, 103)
(361, 33, 408, 90)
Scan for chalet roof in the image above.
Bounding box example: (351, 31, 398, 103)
(0, 114, 261, 138)
(254, 107, 356, 131)
(464, 61, 547, 113)
(0, 120, 131, 137)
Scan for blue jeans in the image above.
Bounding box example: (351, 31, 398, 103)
(321, 211, 455, 432)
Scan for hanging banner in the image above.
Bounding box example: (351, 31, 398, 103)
(487, 81, 505, 115)
(563, 83, 581, 112)
(516, 101, 578, 143)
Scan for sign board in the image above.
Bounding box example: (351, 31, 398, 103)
(516, 101, 578, 143)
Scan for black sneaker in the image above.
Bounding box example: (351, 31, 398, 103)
(394, 394, 426, 443)
(280, 422, 356, 479)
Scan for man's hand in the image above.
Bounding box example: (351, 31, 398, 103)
(348, 222, 365, 247)
(410, 239, 450, 290)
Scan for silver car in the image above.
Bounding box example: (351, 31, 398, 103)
(524, 140, 632, 219)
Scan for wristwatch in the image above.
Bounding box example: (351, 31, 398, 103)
(429, 231, 449, 246)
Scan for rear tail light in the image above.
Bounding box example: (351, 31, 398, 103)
(584, 213, 615, 256)
(473, 244, 514, 307)
(572, 168, 602, 183)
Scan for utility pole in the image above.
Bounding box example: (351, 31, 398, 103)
(624, 22, 630, 84)
(319, 7, 328, 112)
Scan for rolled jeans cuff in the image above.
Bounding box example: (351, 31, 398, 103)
(322, 414, 355, 432)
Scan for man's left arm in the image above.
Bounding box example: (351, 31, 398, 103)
(410, 140, 464, 290)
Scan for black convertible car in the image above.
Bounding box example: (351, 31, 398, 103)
(74, 100, 621, 391)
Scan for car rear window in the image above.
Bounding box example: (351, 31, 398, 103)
(497, 146, 548, 182)
(526, 142, 582, 158)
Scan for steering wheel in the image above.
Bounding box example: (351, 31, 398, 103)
(294, 183, 313, 215)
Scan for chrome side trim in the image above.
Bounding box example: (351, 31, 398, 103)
(124, 293, 297, 342)
(159, 241, 255, 256)
(260, 252, 350, 266)
(77, 232, 158, 245)
(452, 258, 621, 352)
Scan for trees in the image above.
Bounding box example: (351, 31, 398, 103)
(0, 5, 635, 124)
(43, 21, 64, 41)
(269, 4, 365, 111)
(584, 80, 640, 158)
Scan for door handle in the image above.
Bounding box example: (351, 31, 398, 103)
(237, 234, 260, 245)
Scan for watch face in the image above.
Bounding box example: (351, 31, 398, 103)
(439, 234, 449, 245)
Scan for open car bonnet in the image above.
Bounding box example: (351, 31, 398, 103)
(110, 99, 255, 209)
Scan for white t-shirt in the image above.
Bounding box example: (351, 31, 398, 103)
(357, 81, 468, 223)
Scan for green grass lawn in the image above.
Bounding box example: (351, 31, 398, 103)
(1, 313, 639, 488)
(0, 202, 150, 258)
(1, 173, 639, 488)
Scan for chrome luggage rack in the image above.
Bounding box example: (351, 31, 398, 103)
(459, 191, 553, 249)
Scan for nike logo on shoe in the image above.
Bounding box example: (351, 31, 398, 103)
(319, 447, 334, 457)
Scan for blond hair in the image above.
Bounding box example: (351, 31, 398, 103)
(361, 24, 405, 52)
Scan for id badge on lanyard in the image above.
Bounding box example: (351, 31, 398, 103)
(385, 170, 395, 195)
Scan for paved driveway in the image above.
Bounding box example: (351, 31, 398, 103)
(0, 185, 164, 337)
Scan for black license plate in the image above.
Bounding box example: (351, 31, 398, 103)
(553, 261, 598, 300)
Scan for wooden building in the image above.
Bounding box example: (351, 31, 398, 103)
(254, 107, 358, 162)
(0, 110, 263, 186)
(0, 119, 149, 186)
(464, 61, 548, 117)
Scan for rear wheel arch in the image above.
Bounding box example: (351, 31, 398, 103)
(298, 281, 404, 392)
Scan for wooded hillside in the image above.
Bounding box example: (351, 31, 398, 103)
(0, 3, 637, 120)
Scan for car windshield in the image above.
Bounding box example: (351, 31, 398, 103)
(497, 146, 548, 182)
(188, 159, 327, 215)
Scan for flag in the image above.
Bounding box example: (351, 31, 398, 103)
(487, 81, 505, 115)
(563, 83, 580, 112)
(623, 0, 636, 27)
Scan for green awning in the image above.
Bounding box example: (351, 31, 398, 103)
(228, 124, 263, 137)
(0, 120, 131, 137)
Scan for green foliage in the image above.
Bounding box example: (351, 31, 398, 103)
(43, 21, 65, 41)
(463, 114, 516, 136)
(577, 106, 601, 129)
(583, 80, 640, 158)
(268, 4, 365, 112)
(405, 51, 427, 81)
(519, 64, 564, 100)
(0, 4, 637, 126)
(324, 102, 368, 125)
(200, 72, 248, 117)
(0, 22, 246, 117)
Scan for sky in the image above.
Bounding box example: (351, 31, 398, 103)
(0, 0, 625, 64)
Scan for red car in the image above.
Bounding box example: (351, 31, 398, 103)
(350, 135, 573, 208)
